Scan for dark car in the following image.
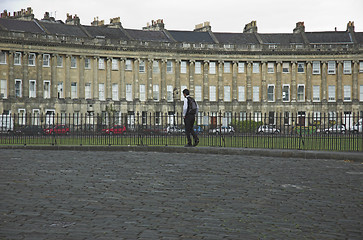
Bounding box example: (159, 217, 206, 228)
(44, 125, 70, 135)
(102, 125, 126, 135)
(15, 125, 44, 135)
(138, 126, 167, 135)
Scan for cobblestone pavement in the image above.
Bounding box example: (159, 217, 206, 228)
(0, 149, 362, 240)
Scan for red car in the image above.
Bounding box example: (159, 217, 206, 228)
(102, 125, 126, 135)
(44, 125, 70, 135)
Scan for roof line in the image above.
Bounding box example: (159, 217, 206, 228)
(33, 19, 47, 34)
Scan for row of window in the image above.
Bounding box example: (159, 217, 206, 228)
(2, 79, 363, 103)
(2, 52, 363, 75)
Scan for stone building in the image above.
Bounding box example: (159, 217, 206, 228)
(0, 7, 362, 126)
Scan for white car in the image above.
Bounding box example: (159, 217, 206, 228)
(210, 126, 235, 134)
(353, 119, 362, 133)
(257, 125, 280, 134)
(324, 124, 346, 134)
(166, 126, 184, 134)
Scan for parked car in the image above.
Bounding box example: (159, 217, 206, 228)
(210, 126, 235, 134)
(257, 125, 280, 134)
(102, 125, 126, 135)
(44, 125, 70, 135)
(193, 125, 204, 133)
(138, 126, 167, 135)
(167, 126, 184, 134)
(353, 119, 362, 133)
(15, 125, 44, 135)
(324, 124, 346, 134)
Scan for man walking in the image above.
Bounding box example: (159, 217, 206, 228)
(182, 89, 199, 147)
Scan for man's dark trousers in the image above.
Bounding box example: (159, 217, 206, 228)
(184, 114, 198, 145)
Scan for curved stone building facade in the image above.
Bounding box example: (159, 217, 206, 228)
(0, 8, 362, 126)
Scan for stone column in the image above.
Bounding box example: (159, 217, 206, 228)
(218, 61, 223, 101)
(232, 61, 238, 101)
(120, 58, 126, 101)
(22, 52, 29, 98)
(147, 59, 153, 101)
(51, 54, 57, 99)
(276, 61, 282, 102)
(161, 59, 167, 100)
(175, 60, 180, 93)
(188, 60, 195, 96)
(321, 61, 327, 101)
(8, 51, 15, 98)
(36, 53, 43, 99)
(337, 61, 343, 101)
(106, 57, 112, 100)
(246, 61, 252, 101)
(203, 61, 209, 100)
(291, 61, 297, 102)
(306, 61, 312, 102)
(78, 56, 85, 99)
(93, 56, 98, 100)
(133, 59, 139, 100)
(261, 61, 267, 102)
(352, 61, 359, 101)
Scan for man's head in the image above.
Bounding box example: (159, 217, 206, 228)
(182, 89, 189, 97)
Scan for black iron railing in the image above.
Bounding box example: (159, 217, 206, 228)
(1, 112, 362, 152)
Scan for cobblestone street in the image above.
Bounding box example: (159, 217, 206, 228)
(0, 149, 362, 239)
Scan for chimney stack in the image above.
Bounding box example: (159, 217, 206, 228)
(194, 21, 211, 32)
(143, 19, 165, 31)
(243, 21, 257, 33)
(293, 22, 305, 33)
(65, 13, 80, 25)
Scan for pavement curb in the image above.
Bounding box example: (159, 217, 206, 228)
(0, 145, 362, 162)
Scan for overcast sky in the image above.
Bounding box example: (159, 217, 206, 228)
(2, 0, 362, 33)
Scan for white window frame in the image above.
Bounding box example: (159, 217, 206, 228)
(112, 83, 119, 101)
(360, 62, 363, 73)
(57, 82, 63, 98)
(282, 62, 289, 73)
(43, 80, 50, 99)
(153, 61, 159, 73)
(195, 85, 202, 102)
(180, 61, 187, 74)
(313, 85, 320, 102)
(14, 52, 21, 65)
(238, 62, 245, 73)
(195, 61, 201, 74)
(166, 61, 173, 73)
(238, 86, 245, 102)
(328, 61, 336, 74)
(282, 84, 290, 102)
(15, 79, 22, 98)
(18, 109, 26, 126)
(167, 85, 173, 102)
(28, 53, 36, 66)
(253, 86, 259, 102)
(125, 59, 132, 71)
(209, 62, 216, 74)
(139, 84, 146, 101)
(343, 61, 352, 74)
(98, 83, 105, 101)
(98, 58, 105, 69)
(29, 80, 36, 98)
(71, 82, 77, 99)
(43, 54, 50, 67)
(360, 85, 363, 101)
(0, 52, 6, 64)
(312, 61, 320, 74)
(328, 85, 336, 102)
(139, 60, 145, 73)
(112, 59, 118, 70)
(253, 62, 260, 73)
(85, 58, 91, 69)
(153, 84, 159, 101)
(224, 62, 231, 73)
(85, 83, 91, 99)
(343, 85, 351, 101)
(297, 84, 305, 102)
(209, 85, 216, 101)
(267, 62, 274, 73)
(267, 84, 275, 102)
(224, 86, 231, 102)
(297, 62, 305, 73)
(57, 55, 63, 67)
(71, 56, 77, 68)
(0, 79, 7, 98)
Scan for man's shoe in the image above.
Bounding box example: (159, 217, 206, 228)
(193, 139, 199, 147)
(184, 144, 193, 147)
